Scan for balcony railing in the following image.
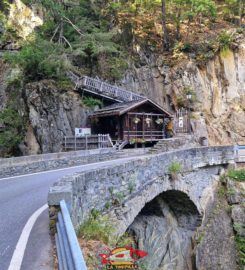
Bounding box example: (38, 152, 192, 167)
(123, 131, 164, 141)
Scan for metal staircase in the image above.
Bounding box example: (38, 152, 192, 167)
(67, 71, 144, 103)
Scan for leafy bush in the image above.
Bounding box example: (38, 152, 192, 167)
(227, 169, 245, 182)
(0, 107, 25, 156)
(4, 36, 71, 81)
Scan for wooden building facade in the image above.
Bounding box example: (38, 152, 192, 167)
(90, 99, 173, 143)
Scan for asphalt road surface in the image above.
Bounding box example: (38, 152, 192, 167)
(0, 154, 147, 270)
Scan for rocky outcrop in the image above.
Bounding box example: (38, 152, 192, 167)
(8, 0, 43, 40)
(121, 43, 245, 145)
(194, 176, 245, 270)
(23, 80, 91, 154)
(194, 188, 237, 270)
(128, 192, 201, 270)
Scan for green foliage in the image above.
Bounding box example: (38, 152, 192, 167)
(82, 96, 103, 108)
(116, 233, 134, 247)
(79, 210, 115, 245)
(0, 107, 25, 156)
(128, 179, 136, 194)
(227, 169, 245, 182)
(4, 36, 71, 81)
(104, 201, 111, 210)
(218, 31, 234, 51)
(168, 161, 182, 175)
(235, 235, 245, 269)
(114, 192, 125, 206)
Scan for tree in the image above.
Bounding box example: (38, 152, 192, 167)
(161, 0, 169, 50)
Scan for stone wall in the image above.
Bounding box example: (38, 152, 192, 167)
(0, 148, 116, 178)
(48, 146, 235, 233)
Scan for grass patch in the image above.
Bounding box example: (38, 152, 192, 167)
(235, 235, 245, 269)
(78, 209, 115, 245)
(168, 161, 182, 175)
(227, 169, 245, 182)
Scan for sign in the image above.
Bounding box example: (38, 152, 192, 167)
(75, 128, 91, 137)
(178, 117, 184, 128)
(98, 246, 148, 269)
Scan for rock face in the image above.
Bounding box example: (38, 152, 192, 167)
(8, 0, 43, 39)
(194, 177, 245, 270)
(23, 80, 91, 153)
(121, 45, 245, 145)
(194, 191, 237, 270)
(128, 191, 201, 270)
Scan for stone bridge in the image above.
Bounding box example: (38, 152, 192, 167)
(49, 145, 244, 269)
(48, 145, 235, 233)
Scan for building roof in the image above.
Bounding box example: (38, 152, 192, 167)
(90, 99, 173, 118)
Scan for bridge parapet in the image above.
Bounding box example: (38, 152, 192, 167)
(48, 146, 234, 234)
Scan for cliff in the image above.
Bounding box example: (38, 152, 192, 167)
(121, 41, 245, 146)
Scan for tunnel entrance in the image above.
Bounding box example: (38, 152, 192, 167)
(127, 190, 201, 270)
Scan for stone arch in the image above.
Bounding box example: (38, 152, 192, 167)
(110, 178, 203, 238)
(120, 190, 201, 270)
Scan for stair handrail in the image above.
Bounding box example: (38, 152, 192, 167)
(67, 71, 143, 102)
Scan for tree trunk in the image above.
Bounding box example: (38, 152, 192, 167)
(238, 0, 242, 27)
(176, 8, 181, 41)
(161, 0, 169, 51)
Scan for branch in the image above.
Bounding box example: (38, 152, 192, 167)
(62, 36, 73, 50)
(50, 23, 60, 42)
(62, 16, 84, 37)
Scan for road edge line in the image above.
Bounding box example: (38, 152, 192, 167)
(8, 204, 48, 270)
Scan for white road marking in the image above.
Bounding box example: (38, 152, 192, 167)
(8, 204, 48, 270)
(0, 155, 149, 182)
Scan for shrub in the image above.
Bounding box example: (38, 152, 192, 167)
(218, 31, 233, 51)
(82, 96, 103, 108)
(168, 161, 182, 175)
(79, 210, 115, 244)
(4, 36, 71, 82)
(0, 107, 26, 156)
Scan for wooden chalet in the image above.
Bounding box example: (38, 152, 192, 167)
(90, 99, 173, 143)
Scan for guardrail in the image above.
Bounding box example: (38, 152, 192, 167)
(55, 200, 87, 270)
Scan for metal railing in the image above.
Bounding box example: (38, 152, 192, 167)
(55, 200, 87, 270)
(63, 134, 113, 151)
(67, 71, 143, 102)
(235, 145, 245, 161)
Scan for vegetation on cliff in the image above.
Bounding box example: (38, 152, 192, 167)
(0, 0, 245, 156)
(1, 0, 245, 81)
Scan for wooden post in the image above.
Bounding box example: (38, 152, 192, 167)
(85, 135, 88, 150)
(143, 113, 145, 140)
(75, 136, 77, 151)
(64, 136, 67, 152)
(97, 134, 99, 148)
(127, 114, 130, 141)
(151, 114, 153, 142)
